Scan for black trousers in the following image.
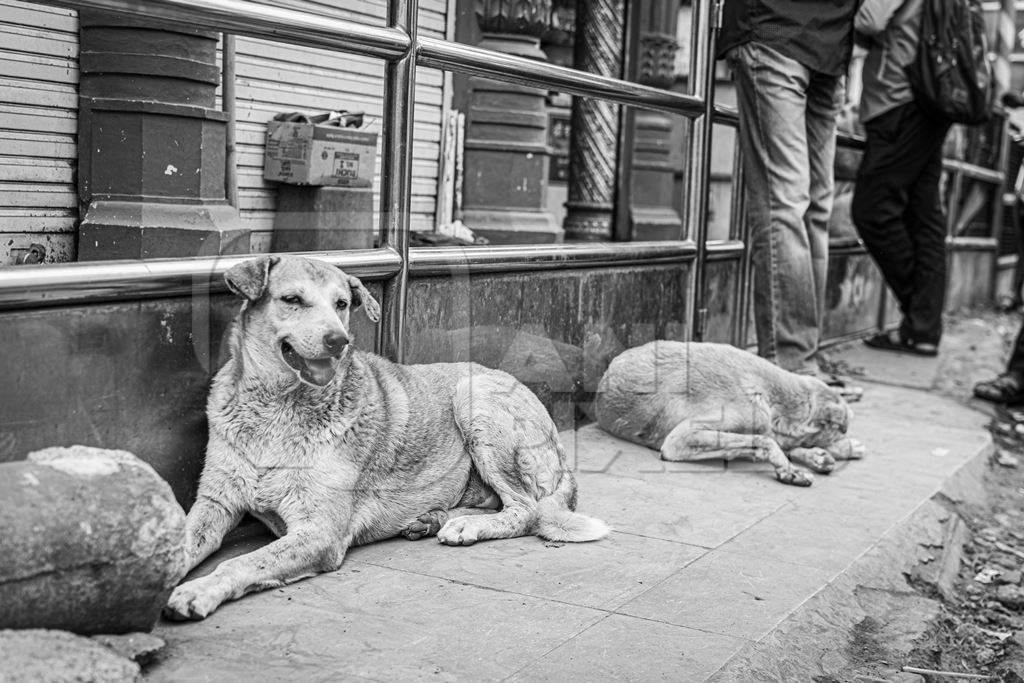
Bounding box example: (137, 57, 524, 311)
(1009, 325, 1024, 375)
(852, 101, 951, 345)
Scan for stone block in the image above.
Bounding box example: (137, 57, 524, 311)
(0, 446, 187, 634)
(0, 629, 139, 682)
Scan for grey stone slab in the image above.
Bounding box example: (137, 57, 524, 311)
(848, 380, 989, 434)
(717, 502, 895, 574)
(348, 529, 706, 612)
(149, 563, 604, 682)
(509, 614, 747, 682)
(617, 549, 833, 641)
(573, 472, 787, 549)
(829, 343, 941, 390)
(798, 423, 987, 502)
(708, 500, 955, 682)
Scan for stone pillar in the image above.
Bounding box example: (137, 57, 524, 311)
(460, 0, 561, 244)
(563, 0, 626, 241)
(76, 12, 248, 260)
(541, 0, 576, 229)
(628, 0, 682, 240)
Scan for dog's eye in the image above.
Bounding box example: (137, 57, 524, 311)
(336, 300, 349, 311)
(281, 294, 303, 306)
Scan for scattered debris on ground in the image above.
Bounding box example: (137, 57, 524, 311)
(899, 415, 1024, 681)
(932, 310, 1021, 405)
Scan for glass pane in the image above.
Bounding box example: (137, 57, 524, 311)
(0, 1, 402, 266)
(422, 78, 699, 246)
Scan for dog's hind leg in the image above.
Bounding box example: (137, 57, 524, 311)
(436, 374, 553, 546)
(661, 424, 813, 486)
(402, 467, 502, 540)
(435, 450, 537, 546)
(402, 507, 497, 540)
(441, 372, 607, 545)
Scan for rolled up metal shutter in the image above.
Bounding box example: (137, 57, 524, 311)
(0, 0, 79, 264)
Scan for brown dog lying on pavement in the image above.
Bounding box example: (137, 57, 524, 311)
(593, 341, 864, 486)
(164, 255, 608, 620)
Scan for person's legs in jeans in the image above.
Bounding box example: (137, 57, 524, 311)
(804, 70, 844, 356)
(731, 42, 821, 375)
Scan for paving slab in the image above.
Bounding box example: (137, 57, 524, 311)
(349, 530, 706, 612)
(571, 472, 787, 549)
(150, 563, 606, 682)
(831, 343, 941, 390)
(508, 614, 747, 682)
(143, 344, 994, 682)
(617, 548, 835, 641)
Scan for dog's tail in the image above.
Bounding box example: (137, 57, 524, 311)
(534, 470, 610, 543)
(536, 500, 610, 542)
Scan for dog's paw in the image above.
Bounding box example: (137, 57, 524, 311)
(402, 510, 448, 541)
(775, 467, 813, 487)
(789, 447, 836, 474)
(163, 578, 226, 621)
(828, 437, 866, 461)
(437, 517, 480, 546)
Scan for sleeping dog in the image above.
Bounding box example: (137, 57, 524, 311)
(594, 341, 864, 486)
(164, 255, 608, 620)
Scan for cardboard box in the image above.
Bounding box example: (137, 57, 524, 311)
(263, 114, 377, 187)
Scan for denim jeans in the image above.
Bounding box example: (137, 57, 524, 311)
(728, 42, 843, 375)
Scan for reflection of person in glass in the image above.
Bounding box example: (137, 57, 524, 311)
(717, 0, 860, 395)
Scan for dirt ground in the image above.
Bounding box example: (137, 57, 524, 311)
(900, 427, 1024, 682)
(880, 310, 1024, 681)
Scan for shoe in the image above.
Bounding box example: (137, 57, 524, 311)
(863, 331, 938, 357)
(975, 372, 1024, 403)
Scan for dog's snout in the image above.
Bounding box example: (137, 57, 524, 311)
(323, 331, 349, 355)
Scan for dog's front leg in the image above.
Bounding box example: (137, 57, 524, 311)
(180, 494, 244, 574)
(824, 436, 866, 461)
(786, 447, 836, 474)
(660, 425, 814, 486)
(164, 524, 349, 621)
(178, 435, 247, 574)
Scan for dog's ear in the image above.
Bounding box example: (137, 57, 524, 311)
(225, 256, 278, 301)
(347, 275, 381, 323)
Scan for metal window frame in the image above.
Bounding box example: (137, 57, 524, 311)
(2, 0, 1011, 356)
(1, 0, 718, 360)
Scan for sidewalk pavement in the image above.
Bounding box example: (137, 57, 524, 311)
(147, 335, 998, 682)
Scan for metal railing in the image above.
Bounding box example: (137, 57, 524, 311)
(1, 0, 1012, 356)
(5, 0, 719, 362)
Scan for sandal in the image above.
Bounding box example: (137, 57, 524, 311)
(975, 372, 1024, 403)
(863, 331, 938, 357)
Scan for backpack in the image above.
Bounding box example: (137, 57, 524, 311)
(906, 0, 995, 125)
